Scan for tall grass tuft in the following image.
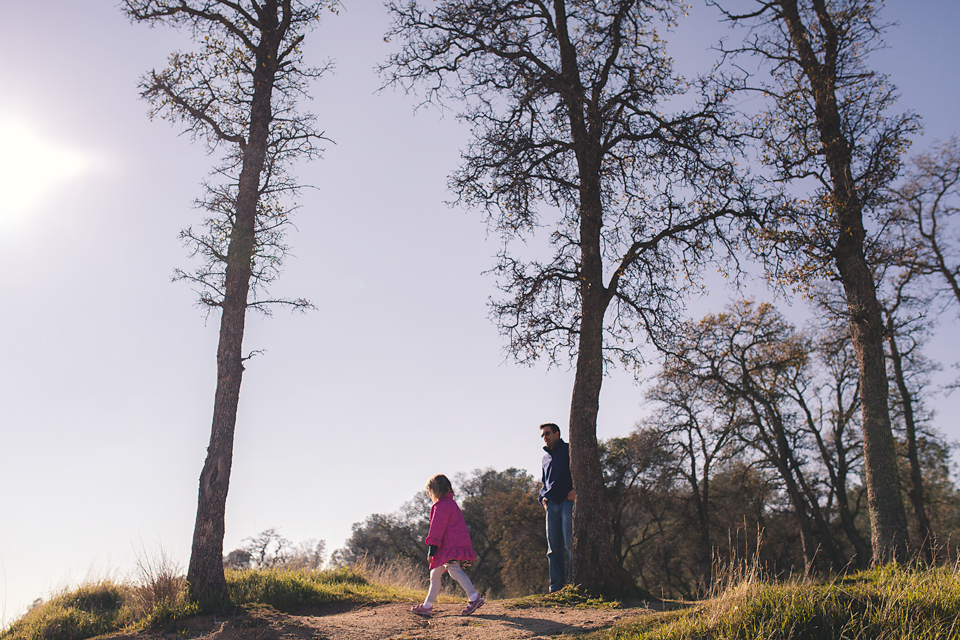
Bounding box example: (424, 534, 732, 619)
(128, 544, 196, 626)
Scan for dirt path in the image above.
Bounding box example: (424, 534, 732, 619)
(299, 601, 640, 639)
(127, 600, 656, 640)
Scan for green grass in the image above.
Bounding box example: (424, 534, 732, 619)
(0, 566, 418, 640)
(227, 565, 420, 610)
(595, 564, 960, 640)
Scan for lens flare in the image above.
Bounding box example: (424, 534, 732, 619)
(0, 120, 89, 225)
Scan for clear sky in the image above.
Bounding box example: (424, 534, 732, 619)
(1, 0, 958, 625)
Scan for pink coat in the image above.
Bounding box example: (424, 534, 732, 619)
(425, 493, 476, 570)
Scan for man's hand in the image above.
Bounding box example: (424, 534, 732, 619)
(567, 489, 576, 502)
(542, 498, 548, 510)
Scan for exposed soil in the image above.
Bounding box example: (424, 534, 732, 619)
(108, 599, 662, 640)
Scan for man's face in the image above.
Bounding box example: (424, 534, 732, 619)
(541, 427, 560, 450)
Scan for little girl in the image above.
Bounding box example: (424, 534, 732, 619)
(411, 474, 485, 618)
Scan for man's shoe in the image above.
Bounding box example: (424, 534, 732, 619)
(411, 604, 433, 618)
(462, 596, 484, 615)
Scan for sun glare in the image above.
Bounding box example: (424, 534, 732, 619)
(0, 120, 90, 226)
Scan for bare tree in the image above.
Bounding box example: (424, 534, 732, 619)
(224, 528, 326, 570)
(715, 0, 917, 563)
(241, 528, 295, 569)
(879, 273, 941, 563)
(123, 0, 335, 604)
(881, 137, 960, 557)
(382, 0, 746, 594)
(890, 138, 960, 318)
(793, 324, 871, 567)
(660, 300, 850, 573)
(645, 374, 737, 590)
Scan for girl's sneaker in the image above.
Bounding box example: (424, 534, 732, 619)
(411, 604, 433, 618)
(461, 596, 484, 615)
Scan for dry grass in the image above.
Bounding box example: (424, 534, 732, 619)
(596, 562, 960, 640)
(347, 556, 461, 602)
(127, 545, 191, 624)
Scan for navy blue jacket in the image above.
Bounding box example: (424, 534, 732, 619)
(539, 439, 573, 503)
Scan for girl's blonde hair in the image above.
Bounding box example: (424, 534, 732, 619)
(425, 474, 454, 502)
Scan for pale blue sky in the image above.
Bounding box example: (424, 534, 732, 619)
(1, 0, 958, 624)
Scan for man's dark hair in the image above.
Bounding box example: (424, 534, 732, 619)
(540, 422, 560, 435)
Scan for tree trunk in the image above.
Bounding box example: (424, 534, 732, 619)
(777, 0, 910, 564)
(567, 205, 632, 595)
(568, 310, 620, 592)
(186, 287, 247, 603)
(887, 325, 935, 563)
(833, 454, 872, 568)
(791, 452, 845, 571)
(186, 21, 281, 604)
(784, 479, 818, 573)
(771, 430, 818, 573)
(692, 468, 712, 593)
(554, 0, 632, 595)
(841, 276, 909, 563)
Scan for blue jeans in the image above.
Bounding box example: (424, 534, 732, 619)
(545, 498, 573, 592)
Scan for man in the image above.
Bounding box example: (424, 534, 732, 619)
(538, 422, 575, 592)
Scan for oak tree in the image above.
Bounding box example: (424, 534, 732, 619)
(123, 0, 335, 604)
(382, 0, 745, 594)
(600, 429, 678, 582)
(715, 0, 917, 563)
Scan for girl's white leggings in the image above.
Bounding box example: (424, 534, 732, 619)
(423, 562, 478, 606)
